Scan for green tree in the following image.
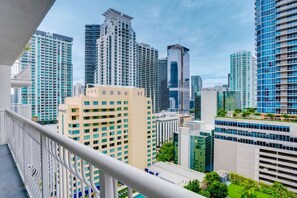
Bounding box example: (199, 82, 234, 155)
(271, 182, 288, 198)
(199, 190, 211, 197)
(235, 109, 242, 113)
(184, 180, 200, 194)
(282, 114, 289, 121)
(266, 113, 274, 120)
(208, 181, 228, 198)
(233, 112, 237, 118)
(156, 142, 174, 162)
(253, 112, 261, 116)
(217, 109, 227, 117)
(240, 180, 257, 198)
(241, 111, 250, 118)
(203, 172, 221, 186)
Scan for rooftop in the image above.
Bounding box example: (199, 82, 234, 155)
(147, 162, 205, 187)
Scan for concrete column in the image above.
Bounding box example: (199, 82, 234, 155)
(0, 66, 11, 109)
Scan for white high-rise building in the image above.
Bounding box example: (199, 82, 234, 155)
(167, 44, 190, 113)
(230, 51, 256, 109)
(96, 8, 136, 86)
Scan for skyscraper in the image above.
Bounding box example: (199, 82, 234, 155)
(137, 43, 159, 112)
(191, 75, 203, 101)
(21, 30, 73, 124)
(256, 0, 297, 114)
(96, 8, 136, 86)
(158, 58, 169, 112)
(167, 44, 190, 113)
(85, 24, 100, 86)
(230, 51, 256, 109)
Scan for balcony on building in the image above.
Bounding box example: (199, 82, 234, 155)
(0, 0, 202, 197)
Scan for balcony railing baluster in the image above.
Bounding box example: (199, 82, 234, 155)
(0, 109, 202, 198)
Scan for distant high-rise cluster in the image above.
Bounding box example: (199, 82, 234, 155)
(84, 9, 193, 114)
(20, 30, 73, 124)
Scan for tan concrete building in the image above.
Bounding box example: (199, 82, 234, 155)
(58, 85, 156, 172)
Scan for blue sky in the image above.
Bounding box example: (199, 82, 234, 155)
(38, 0, 255, 87)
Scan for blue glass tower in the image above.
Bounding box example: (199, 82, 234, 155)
(256, 0, 297, 114)
(85, 24, 100, 86)
(167, 44, 190, 113)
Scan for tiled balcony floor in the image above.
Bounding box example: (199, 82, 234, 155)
(0, 145, 28, 198)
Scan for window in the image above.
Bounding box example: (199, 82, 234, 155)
(102, 101, 107, 105)
(117, 101, 122, 105)
(93, 101, 98, 105)
(84, 101, 90, 105)
(110, 101, 114, 105)
(84, 135, 90, 140)
(71, 109, 76, 112)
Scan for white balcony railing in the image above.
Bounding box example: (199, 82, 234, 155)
(10, 104, 31, 119)
(0, 109, 202, 198)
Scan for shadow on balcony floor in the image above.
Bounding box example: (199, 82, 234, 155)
(0, 145, 28, 198)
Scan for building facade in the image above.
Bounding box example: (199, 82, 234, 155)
(214, 117, 297, 193)
(136, 43, 159, 112)
(20, 30, 73, 123)
(167, 44, 190, 113)
(256, 0, 297, 114)
(200, 89, 241, 125)
(174, 121, 214, 173)
(156, 115, 179, 148)
(158, 58, 169, 112)
(58, 85, 156, 171)
(85, 24, 100, 86)
(96, 8, 136, 86)
(191, 75, 203, 101)
(73, 83, 85, 97)
(230, 51, 256, 109)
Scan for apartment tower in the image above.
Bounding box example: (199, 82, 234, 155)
(21, 30, 73, 124)
(256, 0, 297, 114)
(136, 43, 159, 113)
(96, 8, 136, 86)
(230, 51, 256, 109)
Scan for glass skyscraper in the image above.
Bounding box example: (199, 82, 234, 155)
(158, 58, 169, 112)
(85, 24, 100, 86)
(167, 44, 190, 113)
(256, 0, 297, 114)
(191, 75, 202, 101)
(21, 30, 73, 124)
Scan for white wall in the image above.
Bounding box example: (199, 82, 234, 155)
(201, 90, 217, 125)
(179, 127, 190, 168)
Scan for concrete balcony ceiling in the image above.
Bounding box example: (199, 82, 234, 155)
(0, 0, 55, 66)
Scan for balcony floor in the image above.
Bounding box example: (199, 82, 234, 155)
(0, 145, 28, 198)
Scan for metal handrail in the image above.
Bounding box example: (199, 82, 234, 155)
(4, 109, 202, 198)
